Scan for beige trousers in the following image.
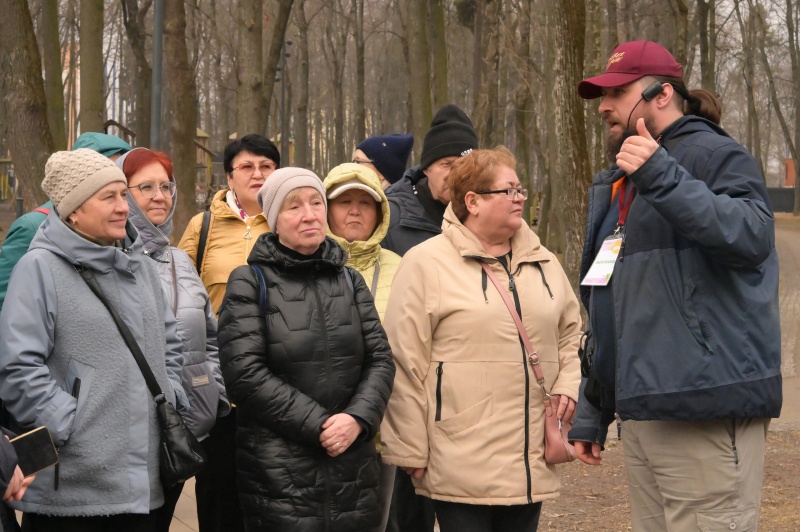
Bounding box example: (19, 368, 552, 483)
(620, 418, 770, 532)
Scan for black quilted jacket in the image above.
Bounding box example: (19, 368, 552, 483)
(218, 233, 395, 531)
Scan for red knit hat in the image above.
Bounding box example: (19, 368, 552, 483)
(579, 41, 683, 99)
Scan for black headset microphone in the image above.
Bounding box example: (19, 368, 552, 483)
(614, 81, 664, 181)
(623, 81, 664, 132)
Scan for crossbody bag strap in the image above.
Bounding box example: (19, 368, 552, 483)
(195, 210, 212, 273)
(249, 265, 268, 314)
(479, 261, 548, 402)
(75, 265, 166, 402)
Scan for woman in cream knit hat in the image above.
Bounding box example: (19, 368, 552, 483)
(0, 149, 187, 530)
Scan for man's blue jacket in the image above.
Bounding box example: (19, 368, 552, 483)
(570, 115, 782, 445)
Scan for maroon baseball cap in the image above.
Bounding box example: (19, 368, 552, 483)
(578, 41, 683, 99)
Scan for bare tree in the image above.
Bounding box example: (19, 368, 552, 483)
(754, 2, 797, 188)
(786, 0, 800, 214)
(294, 0, 311, 167)
(120, 0, 153, 146)
(697, 0, 717, 92)
(41, 0, 66, 150)
(547, 0, 590, 286)
(734, 0, 763, 172)
(353, 0, 366, 142)
(262, 0, 295, 135)
(0, 0, 53, 208)
(237, 0, 265, 135)
(80, 0, 105, 132)
(407, 0, 432, 159)
(164, 0, 198, 237)
(429, 0, 448, 108)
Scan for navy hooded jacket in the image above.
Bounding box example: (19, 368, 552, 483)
(570, 115, 782, 445)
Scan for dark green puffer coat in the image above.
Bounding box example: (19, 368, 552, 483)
(218, 233, 395, 532)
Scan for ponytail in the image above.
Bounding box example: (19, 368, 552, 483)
(685, 89, 722, 125)
(653, 76, 723, 125)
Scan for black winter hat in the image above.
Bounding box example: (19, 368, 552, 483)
(356, 134, 414, 185)
(420, 104, 478, 169)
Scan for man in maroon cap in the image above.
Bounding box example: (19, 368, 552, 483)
(569, 41, 781, 531)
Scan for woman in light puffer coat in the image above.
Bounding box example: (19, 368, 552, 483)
(118, 148, 230, 532)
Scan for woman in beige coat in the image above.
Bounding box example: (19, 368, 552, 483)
(380, 147, 582, 532)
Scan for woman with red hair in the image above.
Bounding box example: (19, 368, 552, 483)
(117, 149, 229, 531)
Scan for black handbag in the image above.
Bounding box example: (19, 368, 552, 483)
(76, 265, 206, 487)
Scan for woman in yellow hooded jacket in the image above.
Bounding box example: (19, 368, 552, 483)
(323, 162, 401, 532)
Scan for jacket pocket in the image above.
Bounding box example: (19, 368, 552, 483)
(696, 505, 756, 531)
(434, 396, 493, 437)
(682, 280, 715, 354)
(182, 362, 221, 438)
(65, 359, 96, 433)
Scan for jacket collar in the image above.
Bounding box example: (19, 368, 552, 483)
(31, 211, 143, 274)
(441, 204, 550, 268)
(209, 189, 268, 224)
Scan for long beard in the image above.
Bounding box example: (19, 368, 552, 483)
(605, 116, 657, 164)
(605, 130, 634, 164)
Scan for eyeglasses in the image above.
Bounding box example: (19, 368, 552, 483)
(232, 161, 277, 175)
(128, 182, 177, 198)
(476, 188, 528, 200)
(351, 158, 373, 165)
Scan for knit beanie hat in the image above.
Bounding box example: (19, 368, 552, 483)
(356, 134, 414, 185)
(42, 148, 128, 220)
(256, 167, 326, 231)
(420, 104, 478, 169)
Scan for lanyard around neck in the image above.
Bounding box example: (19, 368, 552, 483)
(617, 176, 636, 228)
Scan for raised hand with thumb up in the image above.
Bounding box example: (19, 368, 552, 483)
(616, 118, 659, 175)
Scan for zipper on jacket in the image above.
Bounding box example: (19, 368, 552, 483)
(435, 362, 444, 422)
(509, 280, 533, 504)
(309, 280, 334, 406)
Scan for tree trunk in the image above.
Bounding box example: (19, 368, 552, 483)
(474, 0, 501, 147)
(121, 0, 152, 147)
(697, 0, 716, 92)
(513, 0, 533, 197)
(164, 0, 198, 239)
(407, 0, 432, 160)
(472, 0, 483, 110)
(354, 0, 366, 142)
(322, 0, 350, 168)
(0, 0, 53, 209)
(237, 0, 264, 136)
(734, 0, 762, 173)
(294, 0, 311, 168)
(606, 0, 619, 50)
(80, 0, 105, 132)
(261, 0, 295, 136)
(751, 2, 797, 188)
(551, 0, 589, 288)
(41, 0, 66, 150)
(66, 0, 80, 146)
(429, 0, 448, 108)
(786, 0, 800, 214)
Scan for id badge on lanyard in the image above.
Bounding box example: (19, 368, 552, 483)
(580, 177, 635, 287)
